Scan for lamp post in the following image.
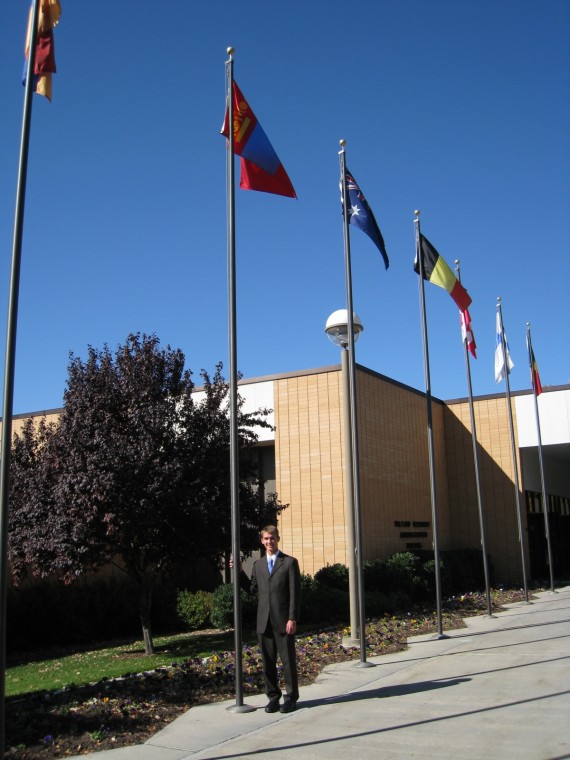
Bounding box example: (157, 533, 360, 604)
(325, 309, 363, 647)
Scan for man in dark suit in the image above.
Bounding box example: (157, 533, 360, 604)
(250, 525, 301, 714)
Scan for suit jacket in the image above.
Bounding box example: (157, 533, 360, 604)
(250, 552, 301, 634)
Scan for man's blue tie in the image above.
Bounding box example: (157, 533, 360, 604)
(268, 557, 274, 574)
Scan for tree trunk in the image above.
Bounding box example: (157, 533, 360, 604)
(139, 585, 155, 654)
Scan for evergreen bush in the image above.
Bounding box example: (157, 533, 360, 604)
(300, 572, 316, 594)
(365, 589, 412, 616)
(414, 549, 490, 597)
(176, 589, 213, 630)
(7, 576, 141, 651)
(210, 583, 254, 630)
(314, 563, 349, 591)
(6, 572, 191, 653)
(300, 583, 348, 624)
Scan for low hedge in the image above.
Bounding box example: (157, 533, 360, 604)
(8, 549, 494, 650)
(7, 575, 179, 652)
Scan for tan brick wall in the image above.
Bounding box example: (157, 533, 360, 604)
(358, 370, 450, 561)
(0, 410, 61, 442)
(273, 367, 449, 577)
(274, 369, 347, 576)
(444, 396, 529, 584)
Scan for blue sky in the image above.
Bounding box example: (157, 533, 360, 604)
(1, 0, 568, 416)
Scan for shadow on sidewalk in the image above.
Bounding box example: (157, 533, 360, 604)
(299, 676, 470, 709)
(204, 688, 570, 760)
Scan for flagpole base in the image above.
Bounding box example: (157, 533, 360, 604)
(226, 703, 256, 714)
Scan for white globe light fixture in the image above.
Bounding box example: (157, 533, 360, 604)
(325, 309, 364, 348)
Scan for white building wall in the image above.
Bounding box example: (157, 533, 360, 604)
(238, 381, 275, 442)
(515, 389, 570, 447)
(192, 380, 275, 442)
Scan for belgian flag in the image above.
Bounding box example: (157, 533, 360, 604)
(414, 234, 471, 311)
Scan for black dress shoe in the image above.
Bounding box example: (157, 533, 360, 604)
(265, 701, 279, 713)
(279, 700, 296, 713)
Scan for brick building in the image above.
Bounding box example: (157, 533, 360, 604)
(236, 365, 570, 584)
(6, 366, 570, 585)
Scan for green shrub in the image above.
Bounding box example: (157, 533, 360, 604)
(415, 549, 491, 598)
(386, 552, 427, 601)
(176, 589, 212, 630)
(300, 584, 348, 624)
(364, 590, 412, 616)
(363, 559, 390, 590)
(314, 563, 349, 591)
(300, 572, 316, 594)
(210, 583, 253, 630)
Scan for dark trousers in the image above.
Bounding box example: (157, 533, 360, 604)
(258, 621, 299, 703)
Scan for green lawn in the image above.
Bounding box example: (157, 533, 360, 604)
(6, 630, 238, 697)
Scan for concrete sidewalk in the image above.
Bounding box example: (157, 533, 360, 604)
(69, 586, 570, 760)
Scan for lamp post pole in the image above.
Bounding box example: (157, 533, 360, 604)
(326, 310, 364, 648)
(340, 346, 359, 644)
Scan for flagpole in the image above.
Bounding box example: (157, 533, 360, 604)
(526, 323, 555, 593)
(414, 211, 444, 638)
(0, 1, 42, 753)
(339, 141, 373, 668)
(497, 298, 529, 603)
(225, 48, 253, 714)
(455, 262, 492, 618)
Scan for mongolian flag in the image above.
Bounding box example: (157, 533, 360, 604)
(22, 0, 61, 101)
(221, 81, 296, 198)
(414, 234, 471, 311)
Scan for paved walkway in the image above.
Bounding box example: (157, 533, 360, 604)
(68, 586, 570, 760)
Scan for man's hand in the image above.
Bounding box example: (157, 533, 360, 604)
(286, 620, 297, 635)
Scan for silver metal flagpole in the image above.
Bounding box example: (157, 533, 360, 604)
(0, 1, 42, 753)
(225, 48, 253, 714)
(339, 141, 374, 668)
(526, 322, 555, 594)
(455, 261, 492, 618)
(497, 298, 529, 603)
(413, 211, 444, 638)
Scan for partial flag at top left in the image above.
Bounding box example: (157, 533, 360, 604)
(23, 0, 61, 102)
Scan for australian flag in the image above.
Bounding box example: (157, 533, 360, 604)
(342, 168, 389, 269)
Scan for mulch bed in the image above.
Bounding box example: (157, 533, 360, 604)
(5, 588, 529, 759)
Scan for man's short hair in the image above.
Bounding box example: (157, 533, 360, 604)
(260, 525, 279, 539)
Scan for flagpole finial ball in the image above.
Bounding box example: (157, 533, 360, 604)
(227, 46, 234, 55)
(414, 209, 420, 217)
(339, 139, 346, 147)
(497, 296, 501, 304)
